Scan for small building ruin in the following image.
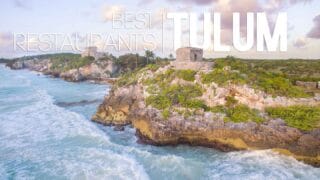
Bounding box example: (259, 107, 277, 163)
(170, 47, 213, 71)
(176, 47, 203, 61)
(81, 46, 104, 60)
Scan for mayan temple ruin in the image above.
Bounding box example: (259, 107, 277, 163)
(170, 47, 214, 70)
(81, 46, 104, 60)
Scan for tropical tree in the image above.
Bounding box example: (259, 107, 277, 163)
(169, 53, 174, 60)
(145, 50, 155, 64)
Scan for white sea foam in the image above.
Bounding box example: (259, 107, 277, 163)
(207, 150, 320, 180)
(1, 65, 320, 179)
(0, 88, 149, 180)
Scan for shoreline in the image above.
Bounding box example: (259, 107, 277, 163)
(91, 63, 320, 168)
(2, 62, 117, 85)
(3, 60, 320, 168)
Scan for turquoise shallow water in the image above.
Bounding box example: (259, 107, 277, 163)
(0, 64, 319, 180)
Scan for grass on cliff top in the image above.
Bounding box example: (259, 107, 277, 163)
(201, 58, 311, 98)
(225, 105, 264, 123)
(50, 55, 94, 72)
(201, 68, 248, 85)
(144, 69, 207, 119)
(244, 59, 320, 83)
(210, 96, 264, 123)
(143, 69, 197, 87)
(266, 105, 320, 131)
(146, 84, 206, 110)
(176, 69, 197, 81)
(209, 105, 264, 123)
(115, 64, 162, 87)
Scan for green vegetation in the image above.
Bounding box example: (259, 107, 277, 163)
(161, 109, 170, 120)
(224, 105, 264, 123)
(115, 51, 169, 74)
(176, 69, 196, 81)
(10, 53, 92, 72)
(201, 57, 312, 98)
(146, 84, 205, 110)
(266, 106, 320, 131)
(146, 95, 171, 110)
(208, 102, 264, 123)
(143, 69, 175, 85)
(254, 72, 309, 97)
(11, 53, 79, 62)
(7, 50, 169, 77)
(115, 70, 139, 87)
(144, 69, 208, 119)
(116, 53, 148, 72)
(115, 64, 163, 87)
(51, 56, 94, 71)
(245, 59, 320, 83)
(225, 96, 238, 107)
(143, 69, 197, 87)
(201, 68, 247, 85)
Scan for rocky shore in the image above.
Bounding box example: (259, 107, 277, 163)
(5, 54, 320, 167)
(6, 55, 118, 84)
(92, 64, 320, 167)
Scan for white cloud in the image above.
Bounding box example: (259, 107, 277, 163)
(293, 37, 308, 48)
(102, 5, 125, 22)
(307, 14, 320, 39)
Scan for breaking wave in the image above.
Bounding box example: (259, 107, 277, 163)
(0, 87, 149, 179)
(0, 65, 319, 179)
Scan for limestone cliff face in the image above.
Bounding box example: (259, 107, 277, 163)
(7, 58, 119, 83)
(92, 65, 320, 167)
(92, 85, 144, 125)
(9, 59, 51, 71)
(59, 61, 119, 82)
(200, 83, 320, 110)
(94, 85, 320, 167)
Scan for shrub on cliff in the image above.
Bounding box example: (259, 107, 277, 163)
(146, 84, 206, 111)
(116, 53, 149, 73)
(209, 104, 264, 123)
(66, 56, 95, 70)
(201, 58, 310, 98)
(254, 72, 310, 98)
(224, 105, 264, 123)
(176, 69, 196, 81)
(146, 95, 171, 110)
(201, 68, 247, 85)
(50, 54, 92, 72)
(115, 64, 163, 87)
(266, 105, 320, 131)
(115, 69, 139, 87)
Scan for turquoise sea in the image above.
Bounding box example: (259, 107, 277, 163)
(0, 64, 319, 179)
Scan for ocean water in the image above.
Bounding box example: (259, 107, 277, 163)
(0, 64, 319, 180)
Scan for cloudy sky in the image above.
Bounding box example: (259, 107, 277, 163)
(0, 0, 319, 59)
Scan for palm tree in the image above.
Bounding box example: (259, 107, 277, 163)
(135, 53, 139, 69)
(145, 50, 155, 64)
(169, 53, 174, 60)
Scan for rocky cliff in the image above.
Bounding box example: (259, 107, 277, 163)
(93, 63, 320, 167)
(6, 55, 118, 83)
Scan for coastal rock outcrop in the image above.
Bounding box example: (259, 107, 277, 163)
(6, 57, 119, 83)
(92, 85, 144, 126)
(93, 64, 320, 167)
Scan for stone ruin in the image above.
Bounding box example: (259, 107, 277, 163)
(81, 46, 104, 60)
(170, 47, 213, 71)
(176, 47, 203, 61)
